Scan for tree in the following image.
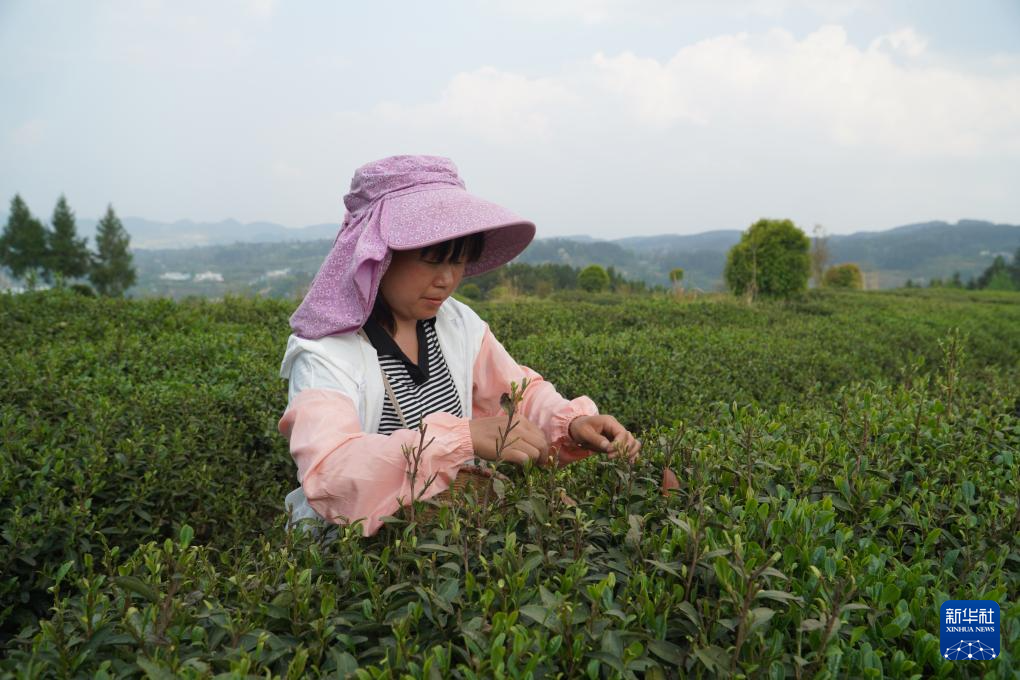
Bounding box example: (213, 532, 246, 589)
(974, 255, 1008, 290)
(0, 194, 51, 286)
(605, 265, 624, 292)
(90, 204, 137, 296)
(47, 194, 91, 283)
(577, 264, 609, 293)
(458, 282, 482, 300)
(822, 263, 863, 289)
(724, 218, 810, 300)
(810, 224, 829, 289)
(985, 269, 1016, 291)
(669, 267, 685, 294)
(1010, 247, 1020, 288)
(974, 249, 1020, 291)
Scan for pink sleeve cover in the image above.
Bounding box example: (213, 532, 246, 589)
(278, 389, 474, 536)
(471, 324, 599, 466)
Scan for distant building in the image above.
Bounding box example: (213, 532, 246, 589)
(194, 271, 224, 283)
(159, 272, 191, 281)
(0, 270, 49, 293)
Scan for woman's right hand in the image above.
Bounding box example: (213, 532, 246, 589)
(469, 415, 550, 466)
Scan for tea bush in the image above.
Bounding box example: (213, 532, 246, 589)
(1, 293, 294, 638)
(482, 290, 1020, 431)
(1, 287, 1018, 677)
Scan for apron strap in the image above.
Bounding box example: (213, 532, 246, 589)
(357, 328, 410, 430)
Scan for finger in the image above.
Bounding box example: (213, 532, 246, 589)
(600, 415, 623, 432)
(602, 418, 628, 442)
(508, 416, 543, 449)
(613, 432, 637, 457)
(536, 446, 550, 467)
(527, 433, 554, 467)
(627, 437, 640, 460)
(498, 447, 530, 466)
(490, 418, 542, 463)
(580, 424, 611, 452)
(605, 420, 632, 445)
(517, 420, 551, 454)
(608, 431, 638, 460)
(625, 435, 641, 462)
(507, 437, 543, 463)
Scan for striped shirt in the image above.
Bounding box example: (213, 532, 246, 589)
(361, 315, 464, 435)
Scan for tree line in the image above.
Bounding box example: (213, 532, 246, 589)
(465, 222, 866, 302)
(0, 195, 137, 296)
(457, 261, 658, 300)
(721, 218, 1020, 298)
(903, 249, 1020, 291)
(6, 196, 1012, 300)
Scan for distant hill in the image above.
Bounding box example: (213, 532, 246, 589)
(533, 221, 1018, 290)
(615, 230, 744, 253)
(824, 220, 1019, 287)
(5, 215, 1013, 295)
(71, 217, 339, 249)
(516, 237, 731, 291)
(131, 240, 330, 299)
(116, 219, 1018, 298)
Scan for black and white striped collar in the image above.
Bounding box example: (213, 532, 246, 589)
(360, 315, 437, 384)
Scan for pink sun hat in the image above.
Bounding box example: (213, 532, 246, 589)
(289, 155, 536, 339)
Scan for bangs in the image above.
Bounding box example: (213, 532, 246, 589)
(420, 232, 485, 264)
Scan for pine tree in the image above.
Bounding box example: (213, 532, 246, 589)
(90, 204, 136, 297)
(0, 194, 51, 286)
(975, 255, 1008, 289)
(47, 194, 91, 283)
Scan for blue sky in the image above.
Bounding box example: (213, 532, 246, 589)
(1, 0, 1018, 238)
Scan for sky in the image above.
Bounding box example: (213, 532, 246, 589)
(1, 0, 1019, 239)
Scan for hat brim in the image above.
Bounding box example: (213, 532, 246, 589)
(380, 186, 536, 276)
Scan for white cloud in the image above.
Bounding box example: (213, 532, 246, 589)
(730, 0, 876, 19)
(489, 0, 876, 23)
(379, 25, 1020, 158)
(245, 0, 276, 19)
(868, 27, 927, 57)
(376, 67, 579, 143)
(6, 5, 1015, 235)
(486, 0, 629, 24)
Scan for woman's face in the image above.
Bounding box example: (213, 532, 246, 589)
(378, 248, 466, 329)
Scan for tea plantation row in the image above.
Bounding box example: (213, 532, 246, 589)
(1, 288, 1018, 678)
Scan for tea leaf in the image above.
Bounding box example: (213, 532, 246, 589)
(115, 576, 159, 603)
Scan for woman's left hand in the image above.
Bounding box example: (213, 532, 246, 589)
(568, 415, 641, 462)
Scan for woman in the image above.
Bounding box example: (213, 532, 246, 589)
(278, 155, 640, 535)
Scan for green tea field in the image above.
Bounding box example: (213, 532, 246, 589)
(2, 288, 1018, 678)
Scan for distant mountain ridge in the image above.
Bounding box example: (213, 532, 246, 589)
(44, 215, 1020, 274)
(539, 220, 1018, 289)
(118, 219, 1018, 296)
(3, 212, 1015, 293)
(71, 217, 340, 249)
